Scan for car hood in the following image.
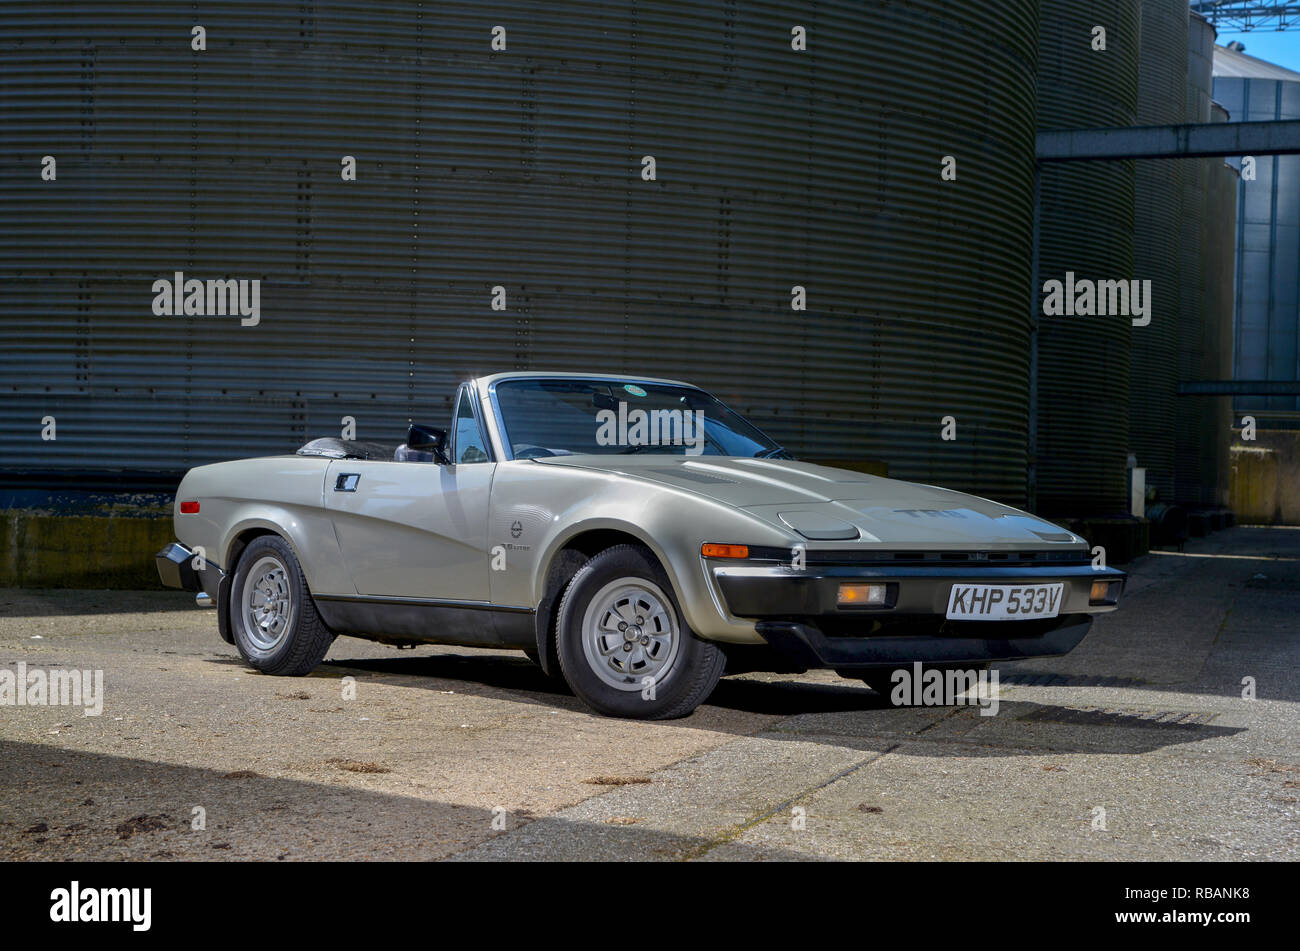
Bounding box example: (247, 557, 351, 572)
(531, 454, 1083, 548)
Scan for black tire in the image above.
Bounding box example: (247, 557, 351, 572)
(229, 535, 335, 676)
(859, 662, 992, 706)
(556, 544, 724, 719)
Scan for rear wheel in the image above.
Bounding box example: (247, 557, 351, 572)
(556, 545, 724, 719)
(230, 535, 335, 676)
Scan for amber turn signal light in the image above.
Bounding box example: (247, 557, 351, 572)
(701, 543, 749, 559)
(1089, 580, 1121, 605)
(838, 583, 888, 606)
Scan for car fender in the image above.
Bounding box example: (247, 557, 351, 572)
(173, 456, 354, 598)
(529, 502, 791, 644)
(218, 507, 353, 597)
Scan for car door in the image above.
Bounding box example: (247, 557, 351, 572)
(324, 389, 495, 600)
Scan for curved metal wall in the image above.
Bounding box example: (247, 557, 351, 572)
(1174, 12, 1230, 507)
(0, 1, 1039, 505)
(1208, 126, 1240, 507)
(1213, 76, 1300, 422)
(1129, 0, 1190, 503)
(1034, 0, 1140, 516)
(1186, 12, 1217, 125)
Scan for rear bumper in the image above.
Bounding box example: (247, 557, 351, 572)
(755, 615, 1093, 670)
(155, 542, 222, 599)
(156, 542, 201, 591)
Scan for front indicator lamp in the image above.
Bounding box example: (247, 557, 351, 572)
(1089, 580, 1122, 605)
(702, 543, 749, 559)
(838, 583, 888, 606)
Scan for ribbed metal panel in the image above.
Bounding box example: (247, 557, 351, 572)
(1034, 0, 1140, 517)
(1129, 0, 1190, 502)
(1, 1, 1039, 504)
(1173, 11, 1229, 507)
(1208, 129, 1239, 507)
(1213, 75, 1300, 422)
(1186, 12, 1217, 125)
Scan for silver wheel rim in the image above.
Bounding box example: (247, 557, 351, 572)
(581, 577, 681, 691)
(241, 555, 295, 652)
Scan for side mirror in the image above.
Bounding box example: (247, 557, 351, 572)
(406, 423, 450, 463)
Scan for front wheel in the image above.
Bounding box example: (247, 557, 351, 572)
(229, 535, 335, 676)
(556, 545, 724, 719)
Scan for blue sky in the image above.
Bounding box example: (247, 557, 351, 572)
(1216, 29, 1300, 73)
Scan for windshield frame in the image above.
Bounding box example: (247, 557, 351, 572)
(483, 375, 788, 462)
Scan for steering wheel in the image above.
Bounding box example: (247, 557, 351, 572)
(515, 445, 557, 459)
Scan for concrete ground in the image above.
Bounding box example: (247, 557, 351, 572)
(1, 526, 1297, 861)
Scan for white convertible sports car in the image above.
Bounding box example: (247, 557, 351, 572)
(157, 372, 1125, 719)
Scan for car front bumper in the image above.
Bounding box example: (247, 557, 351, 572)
(712, 561, 1123, 670)
(754, 615, 1093, 670)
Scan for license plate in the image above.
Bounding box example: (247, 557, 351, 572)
(946, 583, 1064, 621)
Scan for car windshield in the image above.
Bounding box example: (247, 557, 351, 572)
(492, 378, 790, 459)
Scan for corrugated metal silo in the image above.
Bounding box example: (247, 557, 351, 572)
(1173, 10, 1221, 507)
(1208, 108, 1240, 507)
(1129, 0, 1190, 503)
(0, 1, 1040, 505)
(1034, 0, 1140, 517)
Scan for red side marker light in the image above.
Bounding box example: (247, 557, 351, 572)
(180, 501, 200, 514)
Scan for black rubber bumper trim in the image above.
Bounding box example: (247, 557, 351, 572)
(155, 542, 202, 592)
(754, 615, 1093, 670)
(156, 542, 223, 601)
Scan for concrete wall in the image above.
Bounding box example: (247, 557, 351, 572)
(1230, 429, 1300, 525)
(0, 510, 172, 589)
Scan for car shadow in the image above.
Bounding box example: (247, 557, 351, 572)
(201, 650, 1249, 758)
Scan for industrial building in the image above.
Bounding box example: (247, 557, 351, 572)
(2, 2, 1298, 584)
(1213, 39, 1300, 524)
(1215, 42, 1300, 423)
